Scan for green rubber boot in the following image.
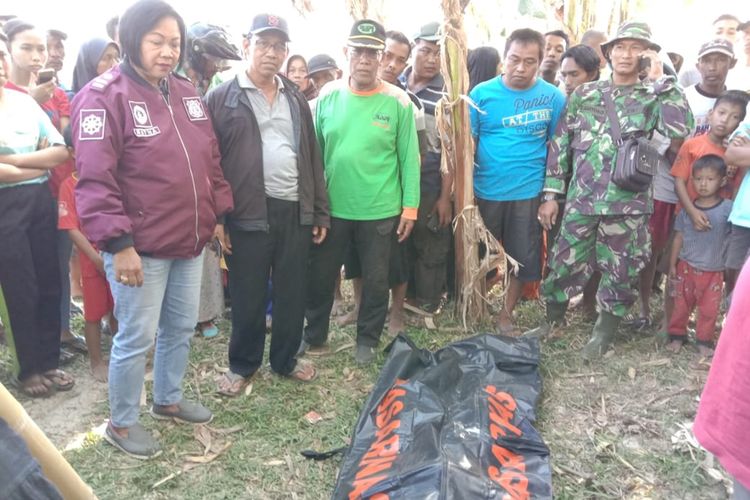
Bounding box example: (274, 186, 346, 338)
(581, 311, 621, 360)
(524, 301, 568, 337)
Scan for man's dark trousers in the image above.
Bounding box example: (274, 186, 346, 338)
(408, 191, 451, 307)
(226, 198, 311, 377)
(305, 216, 397, 348)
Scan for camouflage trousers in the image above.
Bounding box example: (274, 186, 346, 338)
(543, 212, 650, 317)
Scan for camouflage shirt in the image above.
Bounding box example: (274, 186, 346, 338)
(544, 78, 694, 215)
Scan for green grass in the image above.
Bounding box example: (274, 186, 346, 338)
(2, 293, 730, 499)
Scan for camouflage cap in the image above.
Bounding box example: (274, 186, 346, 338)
(601, 21, 661, 56)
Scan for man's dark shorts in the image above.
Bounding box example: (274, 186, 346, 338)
(725, 224, 750, 271)
(477, 196, 542, 283)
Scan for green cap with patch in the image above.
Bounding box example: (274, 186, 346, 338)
(414, 22, 442, 43)
(348, 19, 386, 50)
(601, 20, 661, 56)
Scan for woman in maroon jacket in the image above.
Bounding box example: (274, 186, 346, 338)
(71, 0, 233, 459)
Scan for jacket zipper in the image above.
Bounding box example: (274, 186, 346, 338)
(161, 83, 201, 253)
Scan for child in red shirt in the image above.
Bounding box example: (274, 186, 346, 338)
(671, 92, 746, 222)
(58, 173, 116, 381)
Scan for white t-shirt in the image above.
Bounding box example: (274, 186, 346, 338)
(685, 84, 718, 137)
(0, 88, 65, 189)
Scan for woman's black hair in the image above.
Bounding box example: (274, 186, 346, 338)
(468, 46, 500, 91)
(118, 0, 186, 70)
(1, 18, 35, 45)
(560, 44, 601, 81)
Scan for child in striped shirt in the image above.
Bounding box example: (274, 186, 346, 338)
(667, 154, 733, 357)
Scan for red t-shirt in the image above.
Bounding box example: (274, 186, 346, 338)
(670, 134, 742, 207)
(4, 81, 73, 197)
(58, 175, 100, 278)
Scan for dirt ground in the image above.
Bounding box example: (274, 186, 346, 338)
(21, 356, 109, 449)
(0, 294, 735, 499)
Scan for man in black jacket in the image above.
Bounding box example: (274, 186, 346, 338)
(205, 13, 330, 394)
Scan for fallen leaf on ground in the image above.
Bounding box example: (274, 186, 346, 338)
(628, 367, 636, 380)
(183, 441, 232, 464)
(244, 383, 254, 396)
(194, 425, 212, 456)
(304, 411, 324, 425)
(152, 472, 179, 489)
(640, 358, 671, 368)
(334, 342, 355, 353)
(266, 459, 285, 466)
(208, 424, 243, 435)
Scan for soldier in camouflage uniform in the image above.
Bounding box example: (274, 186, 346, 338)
(532, 21, 694, 359)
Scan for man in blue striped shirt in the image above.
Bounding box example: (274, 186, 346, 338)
(401, 22, 452, 314)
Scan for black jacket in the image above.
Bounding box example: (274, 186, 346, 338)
(204, 72, 329, 231)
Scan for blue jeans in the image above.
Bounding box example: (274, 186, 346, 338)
(736, 478, 750, 500)
(104, 252, 203, 428)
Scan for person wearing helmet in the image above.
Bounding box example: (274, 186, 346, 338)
(181, 23, 242, 340)
(183, 22, 241, 95)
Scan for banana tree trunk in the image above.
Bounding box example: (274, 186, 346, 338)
(439, 0, 508, 329)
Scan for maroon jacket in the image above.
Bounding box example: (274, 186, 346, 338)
(71, 62, 233, 259)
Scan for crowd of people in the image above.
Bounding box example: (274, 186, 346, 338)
(0, 0, 749, 494)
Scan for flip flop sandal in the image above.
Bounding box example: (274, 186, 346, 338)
(43, 369, 75, 391)
(61, 334, 89, 353)
(403, 303, 434, 317)
(216, 371, 250, 397)
(12, 374, 54, 398)
(59, 347, 77, 365)
(201, 325, 219, 338)
(288, 361, 317, 382)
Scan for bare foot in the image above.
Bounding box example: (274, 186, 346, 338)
(91, 362, 108, 382)
(666, 339, 683, 353)
(497, 310, 521, 337)
(331, 298, 347, 317)
(336, 308, 358, 327)
(697, 345, 715, 358)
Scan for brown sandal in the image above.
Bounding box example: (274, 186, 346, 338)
(43, 369, 75, 391)
(288, 360, 317, 382)
(216, 371, 250, 397)
(14, 374, 54, 398)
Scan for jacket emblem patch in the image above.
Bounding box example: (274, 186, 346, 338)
(128, 101, 160, 137)
(78, 109, 106, 141)
(183, 97, 207, 121)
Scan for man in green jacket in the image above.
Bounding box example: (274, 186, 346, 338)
(302, 19, 420, 365)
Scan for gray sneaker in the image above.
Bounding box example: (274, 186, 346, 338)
(354, 345, 376, 365)
(104, 422, 162, 459)
(150, 400, 213, 424)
